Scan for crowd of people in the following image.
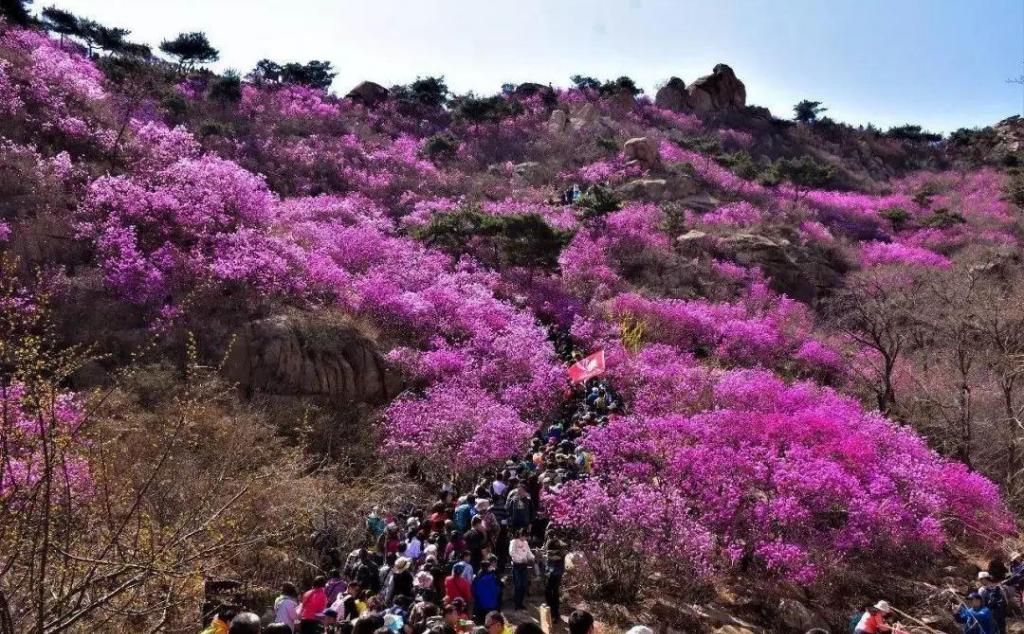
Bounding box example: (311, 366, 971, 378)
(200, 331, 629, 634)
(852, 550, 1024, 634)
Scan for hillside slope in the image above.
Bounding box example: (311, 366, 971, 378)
(0, 16, 1021, 632)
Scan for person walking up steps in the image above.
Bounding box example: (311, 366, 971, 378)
(542, 529, 567, 623)
(508, 528, 535, 610)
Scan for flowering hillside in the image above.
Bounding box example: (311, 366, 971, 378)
(0, 14, 1021, 631)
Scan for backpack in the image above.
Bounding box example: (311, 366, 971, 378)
(508, 495, 530, 527)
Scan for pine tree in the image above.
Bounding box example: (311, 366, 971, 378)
(159, 31, 219, 71)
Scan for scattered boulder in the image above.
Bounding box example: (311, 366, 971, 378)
(548, 109, 568, 134)
(655, 76, 688, 111)
(623, 136, 661, 169)
(512, 161, 544, 185)
(222, 312, 401, 404)
(346, 81, 389, 107)
(719, 232, 848, 303)
(618, 172, 697, 201)
(686, 63, 746, 113)
(678, 193, 722, 213)
(570, 102, 599, 131)
(776, 599, 825, 632)
(617, 178, 667, 201)
(991, 115, 1024, 159)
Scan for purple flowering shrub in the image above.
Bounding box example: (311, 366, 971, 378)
(551, 366, 1012, 584)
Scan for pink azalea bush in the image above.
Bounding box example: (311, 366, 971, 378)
(861, 241, 952, 268)
(551, 367, 1012, 583)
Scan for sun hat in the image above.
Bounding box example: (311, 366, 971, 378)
(393, 557, 412, 573)
(978, 571, 992, 580)
(415, 570, 433, 588)
(874, 600, 892, 612)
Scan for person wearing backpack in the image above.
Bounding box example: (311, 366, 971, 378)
(506, 483, 532, 533)
(453, 496, 474, 533)
(852, 600, 893, 633)
(953, 593, 994, 634)
(978, 572, 1007, 634)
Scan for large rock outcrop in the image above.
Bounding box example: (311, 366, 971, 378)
(719, 233, 848, 303)
(676, 231, 848, 304)
(623, 136, 662, 169)
(346, 81, 389, 108)
(686, 64, 746, 113)
(655, 77, 688, 111)
(223, 313, 401, 403)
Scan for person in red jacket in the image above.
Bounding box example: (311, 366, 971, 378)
(298, 576, 328, 634)
(445, 562, 473, 606)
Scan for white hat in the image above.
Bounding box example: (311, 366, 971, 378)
(414, 570, 433, 588)
(978, 571, 992, 580)
(625, 627, 654, 634)
(475, 499, 491, 510)
(393, 557, 412, 573)
(874, 600, 892, 613)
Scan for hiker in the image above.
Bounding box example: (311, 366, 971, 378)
(274, 582, 300, 632)
(366, 507, 386, 540)
(542, 530, 567, 623)
(415, 569, 437, 603)
(484, 611, 509, 634)
(329, 580, 362, 623)
(298, 577, 329, 634)
(315, 609, 338, 633)
(229, 612, 262, 634)
(476, 499, 499, 547)
(442, 604, 462, 632)
(406, 523, 424, 561)
(954, 592, 994, 634)
(470, 561, 503, 624)
(325, 569, 346, 605)
(978, 572, 1007, 634)
(465, 516, 488, 571)
(453, 496, 474, 533)
(445, 562, 473, 605)
(1006, 552, 1024, 592)
(568, 610, 595, 634)
(445, 529, 466, 561)
(201, 608, 235, 634)
(391, 557, 414, 601)
(853, 600, 893, 633)
(506, 482, 533, 533)
(508, 528, 535, 610)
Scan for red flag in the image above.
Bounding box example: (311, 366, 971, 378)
(568, 350, 606, 383)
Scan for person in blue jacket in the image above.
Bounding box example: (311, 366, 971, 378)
(953, 592, 994, 634)
(470, 560, 504, 625)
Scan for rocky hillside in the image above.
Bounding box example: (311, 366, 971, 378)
(0, 9, 1021, 632)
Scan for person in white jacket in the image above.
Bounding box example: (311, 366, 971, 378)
(273, 582, 299, 632)
(508, 528, 536, 610)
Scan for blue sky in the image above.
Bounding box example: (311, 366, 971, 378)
(51, 0, 1024, 133)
